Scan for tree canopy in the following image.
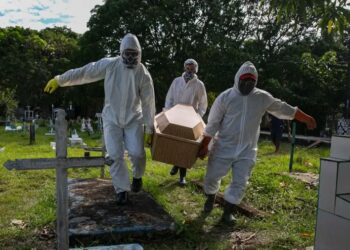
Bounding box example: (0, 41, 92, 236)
(0, 0, 349, 134)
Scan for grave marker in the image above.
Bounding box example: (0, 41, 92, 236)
(4, 109, 105, 250)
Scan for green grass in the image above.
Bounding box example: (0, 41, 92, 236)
(0, 127, 329, 249)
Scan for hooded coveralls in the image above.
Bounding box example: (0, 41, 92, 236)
(165, 73, 207, 117)
(204, 61, 297, 204)
(55, 34, 155, 193)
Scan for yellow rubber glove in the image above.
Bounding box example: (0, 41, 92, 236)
(44, 78, 59, 93)
(144, 133, 153, 148)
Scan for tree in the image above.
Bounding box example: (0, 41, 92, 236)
(0, 88, 18, 119)
(0, 26, 80, 116)
(263, 0, 350, 34)
(81, 0, 252, 109)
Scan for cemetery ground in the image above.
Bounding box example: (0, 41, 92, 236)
(0, 126, 329, 249)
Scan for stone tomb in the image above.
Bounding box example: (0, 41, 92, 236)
(315, 135, 350, 249)
(69, 179, 175, 245)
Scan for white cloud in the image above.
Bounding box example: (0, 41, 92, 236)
(0, 0, 105, 33)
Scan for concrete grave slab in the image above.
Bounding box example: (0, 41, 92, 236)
(70, 244, 143, 250)
(280, 172, 319, 188)
(68, 178, 176, 245)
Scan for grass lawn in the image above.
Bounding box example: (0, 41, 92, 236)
(0, 126, 329, 249)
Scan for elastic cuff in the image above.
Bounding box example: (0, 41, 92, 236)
(54, 75, 61, 85)
(203, 131, 213, 137)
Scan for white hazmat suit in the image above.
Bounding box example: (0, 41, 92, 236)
(165, 58, 208, 184)
(204, 61, 297, 205)
(55, 34, 155, 194)
(165, 59, 207, 117)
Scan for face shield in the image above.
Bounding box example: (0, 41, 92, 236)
(238, 73, 256, 95)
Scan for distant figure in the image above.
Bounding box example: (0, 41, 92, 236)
(269, 114, 290, 153)
(164, 58, 207, 185)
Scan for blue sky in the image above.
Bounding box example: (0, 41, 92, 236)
(0, 0, 105, 34)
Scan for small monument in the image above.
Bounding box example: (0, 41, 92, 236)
(95, 113, 103, 132)
(86, 118, 94, 134)
(24, 105, 34, 122)
(68, 129, 84, 146)
(81, 117, 94, 134)
(4, 121, 20, 131)
(315, 135, 350, 248)
(45, 105, 57, 136)
(45, 119, 56, 136)
(81, 118, 86, 132)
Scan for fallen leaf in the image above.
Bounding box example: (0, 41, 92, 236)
(304, 161, 313, 167)
(300, 232, 312, 238)
(10, 219, 27, 229)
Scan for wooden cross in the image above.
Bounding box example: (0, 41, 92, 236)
(4, 109, 106, 250)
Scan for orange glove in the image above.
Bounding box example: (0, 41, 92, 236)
(198, 135, 212, 159)
(294, 109, 317, 130)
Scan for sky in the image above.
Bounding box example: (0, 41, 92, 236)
(0, 0, 105, 34)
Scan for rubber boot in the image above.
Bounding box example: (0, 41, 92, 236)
(203, 194, 216, 213)
(131, 177, 142, 193)
(116, 191, 128, 205)
(221, 201, 237, 225)
(179, 167, 187, 185)
(170, 166, 179, 176)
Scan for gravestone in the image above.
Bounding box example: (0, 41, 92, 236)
(81, 118, 86, 132)
(4, 121, 21, 131)
(81, 118, 94, 134)
(86, 118, 94, 134)
(24, 105, 34, 122)
(315, 135, 350, 249)
(5, 109, 105, 249)
(96, 113, 103, 132)
(46, 119, 56, 136)
(68, 129, 84, 146)
(46, 106, 57, 136)
(4, 109, 175, 249)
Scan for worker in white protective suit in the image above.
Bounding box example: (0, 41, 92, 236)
(44, 33, 155, 205)
(198, 61, 316, 224)
(165, 58, 208, 185)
